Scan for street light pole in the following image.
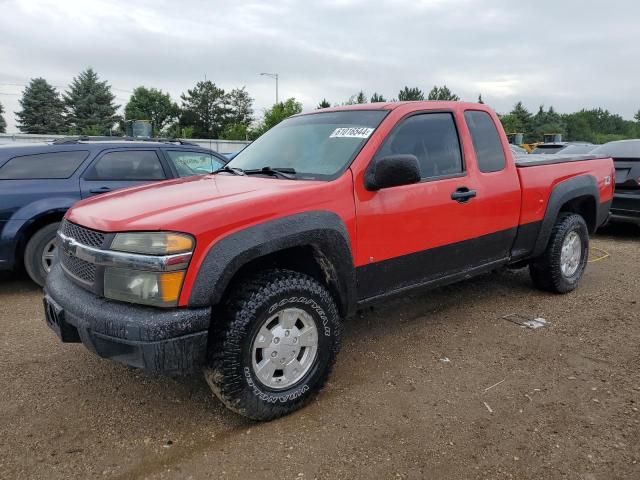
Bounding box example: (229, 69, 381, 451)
(259, 72, 279, 104)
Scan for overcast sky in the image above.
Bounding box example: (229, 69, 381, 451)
(1, 0, 638, 133)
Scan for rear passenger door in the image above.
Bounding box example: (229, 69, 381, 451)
(461, 110, 521, 263)
(79, 149, 169, 198)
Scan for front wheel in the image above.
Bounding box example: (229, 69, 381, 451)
(204, 269, 342, 420)
(529, 213, 589, 293)
(24, 222, 60, 287)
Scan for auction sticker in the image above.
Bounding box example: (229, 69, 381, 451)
(329, 127, 374, 139)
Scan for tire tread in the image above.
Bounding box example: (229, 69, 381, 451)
(529, 213, 589, 294)
(204, 269, 341, 420)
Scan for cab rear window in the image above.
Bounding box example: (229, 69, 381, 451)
(0, 151, 89, 179)
(464, 110, 506, 172)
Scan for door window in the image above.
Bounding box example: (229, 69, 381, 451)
(166, 151, 225, 177)
(84, 150, 166, 181)
(376, 113, 463, 179)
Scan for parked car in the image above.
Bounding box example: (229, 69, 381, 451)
(590, 139, 640, 225)
(531, 142, 594, 154)
(44, 102, 614, 420)
(509, 144, 528, 157)
(552, 143, 596, 155)
(0, 139, 227, 285)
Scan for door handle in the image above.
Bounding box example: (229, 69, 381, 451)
(451, 187, 477, 203)
(89, 187, 112, 194)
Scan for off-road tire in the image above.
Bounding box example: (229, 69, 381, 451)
(529, 213, 589, 293)
(204, 269, 342, 421)
(24, 222, 60, 287)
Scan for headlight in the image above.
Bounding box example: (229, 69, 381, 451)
(111, 232, 194, 255)
(104, 231, 194, 307)
(104, 268, 186, 307)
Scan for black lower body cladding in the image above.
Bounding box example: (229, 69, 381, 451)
(188, 211, 357, 315)
(44, 263, 212, 374)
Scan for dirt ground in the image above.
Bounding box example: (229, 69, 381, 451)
(1, 225, 639, 480)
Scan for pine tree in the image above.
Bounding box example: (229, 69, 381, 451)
(317, 99, 331, 109)
(478, 94, 484, 104)
(531, 105, 566, 141)
(15, 78, 66, 134)
(179, 80, 228, 138)
(0, 101, 6, 133)
(427, 85, 460, 101)
(64, 68, 119, 135)
(225, 86, 254, 128)
(398, 86, 424, 101)
(370, 93, 386, 103)
(345, 91, 367, 105)
(635, 110, 640, 123)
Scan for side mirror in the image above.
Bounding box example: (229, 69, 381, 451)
(364, 154, 421, 191)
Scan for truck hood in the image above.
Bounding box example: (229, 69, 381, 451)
(67, 174, 326, 233)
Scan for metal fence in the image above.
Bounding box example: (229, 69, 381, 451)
(0, 134, 251, 154)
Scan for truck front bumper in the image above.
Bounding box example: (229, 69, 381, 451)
(44, 263, 212, 374)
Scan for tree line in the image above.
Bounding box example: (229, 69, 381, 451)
(500, 102, 640, 144)
(2, 71, 639, 143)
(4, 68, 257, 139)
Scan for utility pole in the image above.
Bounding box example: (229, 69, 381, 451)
(259, 73, 279, 105)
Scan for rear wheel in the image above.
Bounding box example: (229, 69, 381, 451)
(204, 269, 341, 421)
(529, 213, 589, 293)
(24, 222, 60, 287)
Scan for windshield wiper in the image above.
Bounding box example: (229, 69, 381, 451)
(213, 165, 245, 176)
(243, 167, 297, 179)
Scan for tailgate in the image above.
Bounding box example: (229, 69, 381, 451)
(613, 158, 640, 189)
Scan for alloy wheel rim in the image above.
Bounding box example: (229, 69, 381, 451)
(560, 231, 582, 277)
(41, 238, 58, 273)
(251, 307, 319, 390)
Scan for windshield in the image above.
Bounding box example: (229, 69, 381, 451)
(228, 110, 388, 180)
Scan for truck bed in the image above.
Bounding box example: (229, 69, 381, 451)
(514, 154, 614, 243)
(515, 154, 610, 168)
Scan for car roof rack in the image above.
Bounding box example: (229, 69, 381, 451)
(51, 136, 91, 144)
(156, 138, 200, 146)
(51, 136, 200, 146)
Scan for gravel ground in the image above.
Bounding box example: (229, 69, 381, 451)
(1, 225, 639, 480)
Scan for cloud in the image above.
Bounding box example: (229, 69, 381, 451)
(1, 0, 638, 132)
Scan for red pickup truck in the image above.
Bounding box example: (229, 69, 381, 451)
(44, 102, 614, 420)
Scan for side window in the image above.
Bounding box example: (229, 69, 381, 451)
(84, 150, 166, 181)
(0, 151, 89, 179)
(166, 151, 224, 177)
(464, 110, 507, 173)
(376, 113, 463, 179)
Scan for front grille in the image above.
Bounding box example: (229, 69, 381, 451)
(59, 219, 105, 288)
(60, 220, 105, 248)
(61, 252, 96, 284)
